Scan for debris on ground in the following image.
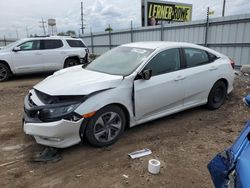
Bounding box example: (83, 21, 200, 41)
(0, 160, 19, 167)
(128, 148, 152, 159)
(241, 65, 250, 74)
(148, 159, 161, 175)
(31, 147, 62, 162)
(122, 174, 129, 179)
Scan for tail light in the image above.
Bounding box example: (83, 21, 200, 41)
(229, 58, 235, 69)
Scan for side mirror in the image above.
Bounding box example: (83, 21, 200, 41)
(13, 47, 21, 52)
(140, 69, 152, 80)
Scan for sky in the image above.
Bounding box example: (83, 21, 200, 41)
(0, 0, 250, 38)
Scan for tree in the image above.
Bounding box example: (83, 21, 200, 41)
(66, 30, 76, 37)
(57, 32, 66, 36)
(105, 27, 113, 32)
(57, 30, 76, 37)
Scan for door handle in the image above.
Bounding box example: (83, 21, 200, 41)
(209, 66, 218, 71)
(174, 75, 185, 81)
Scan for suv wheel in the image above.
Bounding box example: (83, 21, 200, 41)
(64, 58, 79, 68)
(84, 105, 126, 147)
(0, 63, 11, 82)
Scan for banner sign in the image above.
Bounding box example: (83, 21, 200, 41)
(144, 0, 192, 26)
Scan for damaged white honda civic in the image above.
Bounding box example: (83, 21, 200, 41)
(23, 42, 235, 148)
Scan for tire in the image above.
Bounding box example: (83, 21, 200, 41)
(207, 81, 227, 110)
(64, 58, 79, 68)
(84, 105, 126, 147)
(0, 63, 11, 82)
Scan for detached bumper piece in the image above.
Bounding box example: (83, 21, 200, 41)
(31, 147, 62, 162)
(208, 121, 250, 188)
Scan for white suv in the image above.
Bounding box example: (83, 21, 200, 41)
(0, 37, 89, 81)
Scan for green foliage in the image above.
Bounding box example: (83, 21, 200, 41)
(57, 30, 76, 36)
(105, 27, 113, 32)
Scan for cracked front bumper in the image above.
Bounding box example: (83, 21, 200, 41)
(23, 118, 83, 148)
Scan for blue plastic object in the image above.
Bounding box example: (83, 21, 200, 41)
(208, 121, 250, 188)
(243, 95, 250, 106)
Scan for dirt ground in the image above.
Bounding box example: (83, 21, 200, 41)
(0, 73, 249, 188)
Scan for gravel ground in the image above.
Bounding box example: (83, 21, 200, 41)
(0, 73, 249, 188)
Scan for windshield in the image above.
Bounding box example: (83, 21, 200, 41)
(1, 39, 23, 50)
(85, 46, 153, 76)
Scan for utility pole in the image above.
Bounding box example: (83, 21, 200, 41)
(26, 27, 29, 37)
(130, 20, 133, 42)
(16, 30, 19, 39)
(3, 35, 6, 46)
(222, 0, 226, 17)
(205, 7, 210, 47)
(80, 1, 85, 36)
(39, 18, 46, 35)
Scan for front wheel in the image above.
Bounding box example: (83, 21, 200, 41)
(84, 105, 126, 147)
(207, 81, 227, 110)
(0, 63, 11, 82)
(64, 58, 79, 68)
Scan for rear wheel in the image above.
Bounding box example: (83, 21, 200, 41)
(84, 105, 126, 147)
(64, 58, 79, 68)
(207, 81, 227, 110)
(0, 63, 11, 82)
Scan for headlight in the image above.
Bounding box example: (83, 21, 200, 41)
(38, 103, 81, 122)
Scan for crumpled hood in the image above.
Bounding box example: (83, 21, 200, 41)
(34, 65, 123, 96)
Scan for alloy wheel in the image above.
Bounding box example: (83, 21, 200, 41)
(0, 65, 7, 81)
(94, 112, 122, 143)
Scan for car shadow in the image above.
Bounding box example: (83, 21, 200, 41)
(9, 72, 53, 82)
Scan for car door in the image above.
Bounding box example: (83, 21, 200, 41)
(181, 48, 219, 106)
(134, 48, 185, 120)
(11, 40, 44, 74)
(41, 39, 64, 71)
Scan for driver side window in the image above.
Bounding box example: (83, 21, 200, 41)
(18, 40, 40, 51)
(145, 48, 181, 76)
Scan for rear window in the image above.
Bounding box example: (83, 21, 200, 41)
(66, 40, 86, 47)
(42, 39, 63, 49)
(208, 52, 218, 62)
(184, 48, 210, 68)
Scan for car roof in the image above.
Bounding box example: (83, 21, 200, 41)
(22, 37, 82, 40)
(122, 41, 203, 50)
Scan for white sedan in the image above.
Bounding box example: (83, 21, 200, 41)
(23, 42, 235, 148)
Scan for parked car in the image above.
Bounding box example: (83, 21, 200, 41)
(0, 36, 89, 81)
(208, 94, 250, 188)
(23, 42, 235, 148)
